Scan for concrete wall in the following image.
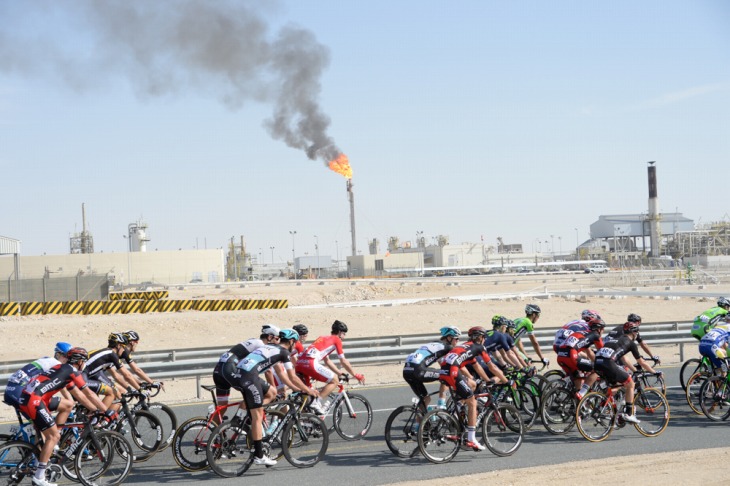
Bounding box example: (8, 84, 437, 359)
(0, 249, 225, 285)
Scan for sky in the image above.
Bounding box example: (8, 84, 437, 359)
(1, 0, 729, 263)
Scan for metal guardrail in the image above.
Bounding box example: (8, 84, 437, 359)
(0, 321, 697, 394)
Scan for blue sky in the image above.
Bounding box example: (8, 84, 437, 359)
(1, 1, 729, 262)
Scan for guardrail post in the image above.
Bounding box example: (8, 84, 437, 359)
(672, 322, 678, 331)
(679, 343, 684, 362)
(171, 350, 176, 362)
(396, 336, 402, 346)
(196, 375, 201, 399)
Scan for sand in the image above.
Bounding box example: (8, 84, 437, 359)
(2, 275, 728, 484)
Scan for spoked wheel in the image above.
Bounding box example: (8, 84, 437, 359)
(633, 388, 670, 437)
(171, 416, 214, 471)
(575, 392, 615, 442)
(281, 413, 329, 468)
(481, 404, 523, 456)
(417, 409, 461, 464)
(514, 386, 539, 430)
(206, 421, 254, 478)
(115, 410, 163, 462)
(75, 430, 133, 486)
(332, 393, 373, 440)
(685, 371, 711, 415)
(540, 385, 576, 435)
(699, 376, 730, 421)
(680, 358, 706, 392)
(384, 405, 423, 458)
(0, 440, 36, 485)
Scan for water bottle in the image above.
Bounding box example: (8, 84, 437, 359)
(9, 425, 19, 436)
(266, 417, 280, 436)
(323, 399, 332, 413)
(427, 405, 439, 423)
(206, 405, 215, 419)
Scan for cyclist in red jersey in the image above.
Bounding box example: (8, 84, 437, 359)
(556, 311, 605, 399)
(438, 326, 508, 451)
(294, 320, 365, 415)
(18, 347, 115, 486)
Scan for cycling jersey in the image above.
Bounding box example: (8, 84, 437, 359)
(19, 363, 88, 432)
(403, 342, 452, 398)
(512, 317, 534, 342)
(84, 348, 123, 377)
(439, 341, 492, 399)
(300, 335, 345, 361)
(483, 330, 514, 354)
(233, 344, 294, 410)
(556, 329, 603, 377)
(593, 335, 640, 385)
(604, 324, 644, 345)
(692, 307, 729, 340)
(699, 327, 730, 369)
(118, 347, 136, 365)
(553, 320, 589, 350)
(212, 339, 265, 400)
(3, 357, 60, 408)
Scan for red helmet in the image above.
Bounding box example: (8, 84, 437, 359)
(623, 322, 640, 333)
(468, 326, 488, 338)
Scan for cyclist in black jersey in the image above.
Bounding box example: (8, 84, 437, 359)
(120, 330, 165, 390)
(84, 332, 142, 410)
(604, 314, 660, 364)
(403, 326, 460, 409)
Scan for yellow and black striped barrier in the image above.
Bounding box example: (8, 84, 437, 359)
(0, 297, 288, 317)
(109, 290, 169, 301)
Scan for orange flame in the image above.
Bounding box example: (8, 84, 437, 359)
(328, 153, 352, 179)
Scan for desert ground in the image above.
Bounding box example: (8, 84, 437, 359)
(2, 274, 729, 484)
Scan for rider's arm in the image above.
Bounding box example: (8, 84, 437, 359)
(276, 363, 318, 396)
(76, 386, 109, 412)
(486, 360, 507, 384)
(118, 366, 142, 390)
(528, 334, 546, 361)
(636, 357, 657, 374)
(106, 367, 133, 390)
(337, 356, 360, 379)
(128, 361, 155, 384)
(322, 356, 340, 374)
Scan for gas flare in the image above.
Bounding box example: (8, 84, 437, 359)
(328, 153, 352, 179)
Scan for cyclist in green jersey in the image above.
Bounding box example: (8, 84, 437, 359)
(512, 304, 549, 367)
(691, 297, 730, 340)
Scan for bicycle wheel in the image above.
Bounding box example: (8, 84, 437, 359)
(206, 421, 253, 478)
(638, 373, 667, 395)
(699, 376, 730, 421)
(384, 405, 423, 458)
(525, 375, 548, 407)
(281, 413, 328, 468)
(540, 385, 576, 435)
(115, 410, 163, 462)
(685, 371, 710, 415)
(143, 402, 178, 452)
(633, 388, 670, 437)
(481, 404, 523, 457)
(0, 440, 36, 484)
(679, 358, 704, 391)
(75, 430, 133, 486)
(171, 416, 214, 472)
(417, 409, 461, 464)
(543, 369, 567, 389)
(575, 391, 615, 442)
(258, 410, 287, 461)
(514, 386, 539, 430)
(56, 426, 82, 481)
(332, 393, 373, 440)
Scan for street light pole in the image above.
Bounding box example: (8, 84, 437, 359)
(416, 230, 424, 276)
(314, 235, 319, 278)
(574, 228, 579, 256)
(269, 246, 275, 265)
(122, 235, 131, 287)
(289, 230, 297, 279)
(335, 240, 339, 276)
(550, 235, 555, 258)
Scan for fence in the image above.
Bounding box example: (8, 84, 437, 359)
(0, 321, 697, 395)
(0, 275, 110, 303)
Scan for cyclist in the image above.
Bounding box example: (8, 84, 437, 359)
(698, 326, 730, 376)
(512, 304, 549, 367)
(18, 347, 115, 486)
(485, 315, 530, 370)
(295, 320, 365, 415)
(403, 326, 461, 410)
(605, 314, 660, 363)
(212, 325, 280, 409)
(593, 322, 659, 424)
(3, 342, 74, 412)
(84, 332, 142, 410)
(438, 326, 508, 451)
(556, 311, 605, 399)
(691, 297, 730, 340)
(272, 323, 310, 397)
(552, 309, 593, 352)
(232, 328, 318, 467)
(120, 330, 164, 390)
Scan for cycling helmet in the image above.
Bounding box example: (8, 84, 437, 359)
(332, 320, 349, 333)
(525, 304, 541, 315)
(279, 329, 300, 342)
(67, 347, 89, 364)
(588, 318, 606, 331)
(504, 318, 517, 331)
(108, 332, 129, 346)
(440, 326, 462, 338)
(261, 325, 281, 337)
(623, 322, 640, 333)
(627, 313, 642, 323)
(468, 326, 488, 338)
(491, 315, 508, 328)
(293, 324, 309, 336)
(55, 342, 72, 355)
(124, 330, 140, 342)
(718, 297, 730, 309)
(581, 309, 600, 322)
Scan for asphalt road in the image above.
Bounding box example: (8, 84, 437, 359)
(2, 366, 724, 486)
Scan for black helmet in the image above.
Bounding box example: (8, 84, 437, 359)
(124, 330, 140, 342)
(332, 320, 348, 333)
(293, 324, 309, 336)
(108, 332, 129, 346)
(623, 322, 640, 333)
(491, 315, 508, 328)
(627, 313, 642, 323)
(525, 304, 541, 316)
(718, 297, 730, 309)
(67, 347, 89, 364)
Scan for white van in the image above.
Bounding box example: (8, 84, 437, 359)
(585, 264, 609, 274)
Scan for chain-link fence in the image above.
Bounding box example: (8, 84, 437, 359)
(0, 274, 110, 303)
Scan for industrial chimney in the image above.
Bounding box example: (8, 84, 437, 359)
(647, 162, 661, 257)
(347, 180, 356, 256)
